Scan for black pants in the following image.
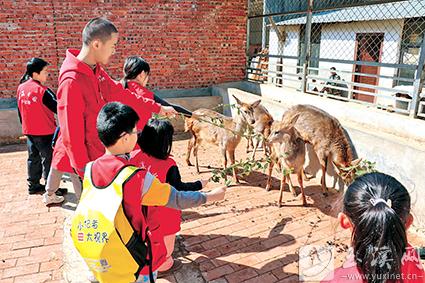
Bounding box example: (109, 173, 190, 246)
(26, 134, 54, 187)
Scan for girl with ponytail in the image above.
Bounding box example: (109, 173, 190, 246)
(322, 172, 424, 282)
(121, 56, 192, 117)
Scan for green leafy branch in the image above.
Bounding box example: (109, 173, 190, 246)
(340, 159, 378, 179)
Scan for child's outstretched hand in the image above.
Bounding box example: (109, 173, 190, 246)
(200, 179, 209, 188)
(205, 186, 226, 202)
(159, 106, 178, 118)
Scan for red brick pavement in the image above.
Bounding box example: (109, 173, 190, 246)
(1, 140, 423, 283)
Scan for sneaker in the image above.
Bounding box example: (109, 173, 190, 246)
(43, 192, 64, 205)
(157, 259, 183, 278)
(28, 184, 46, 195)
(55, 188, 68, 196)
(87, 272, 99, 283)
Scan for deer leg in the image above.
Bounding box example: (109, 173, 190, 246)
(194, 143, 200, 174)
(276, 160, 282, 173)
(264, 141, 270, 157)
(265, 159, 275, 191)
(320, 156, 328, 196)
(186, 136, 195, 166)
(246, 137, 252, 153)
(287, 174, 297, 197)
(229, 149, 239, 184)
(302, 168, 313, 181)
(278, 175, 287, 207)
(298, 170, 307, 206)
(251, 138, 260, 160)
(221, 147, 227, 170)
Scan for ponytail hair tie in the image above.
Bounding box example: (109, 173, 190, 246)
(370, 198, 392, 208)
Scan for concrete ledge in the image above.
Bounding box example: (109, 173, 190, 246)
(229, 81, 425, 146)
(167, 96, 222, 132)
(0, 109, 22, 144)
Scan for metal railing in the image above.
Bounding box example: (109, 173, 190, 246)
(246, 0, 425, 118)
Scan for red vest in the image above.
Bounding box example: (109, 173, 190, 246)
(130, 150, 181, 274)
(17, 79, 56, 135)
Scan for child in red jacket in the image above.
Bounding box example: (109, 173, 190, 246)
(17, 58, 62, 200)
(131, 118, 209, 277)
(120, 56, 192, 117)
(321, 173, 424, 282)
(51, 17, 177, 181)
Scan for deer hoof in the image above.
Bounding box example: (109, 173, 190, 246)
(186, 160, 193, 166)
(278, 202, 283, 208)
(265, 186, 271, 192)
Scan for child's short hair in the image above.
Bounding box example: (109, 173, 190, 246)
(121, 56, 150, 89)
(138, 118, 174, 160)
(82, 17, 118, 46)
(343, 172, 411, 280)
(97, 102, 139, 147)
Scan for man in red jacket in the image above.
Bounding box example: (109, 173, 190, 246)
(49, 18, 176, 188)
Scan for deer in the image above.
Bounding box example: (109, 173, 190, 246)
(246, 102, 274, 160)
(266, 118, 307, 207)
(185, 95, 258, 184)
(280, 105, 361, 195)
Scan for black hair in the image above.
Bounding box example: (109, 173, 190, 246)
(82, 17, 118, 46)
(343, 172, 411, 282)
(20, 58, 49, 84)
(121, 56, 150, 89)
(97, 102, 139, 147)
(330, 67, 337, 71)
(138, 118, 173, 160)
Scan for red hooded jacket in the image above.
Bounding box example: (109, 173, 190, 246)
(52, 49, 161, 175)
(126, 81, 154, 100)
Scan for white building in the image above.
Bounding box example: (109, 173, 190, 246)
(267, 0, 425, 107)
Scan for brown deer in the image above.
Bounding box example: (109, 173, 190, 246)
(246, 102, 274, 160)
(185, 95, 257, 183)
(266, 119, 307, 207)
(280, 105, 360, 195)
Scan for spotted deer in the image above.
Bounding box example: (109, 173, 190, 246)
(280, 105, 360, 195)
(185, 95, 257, 183)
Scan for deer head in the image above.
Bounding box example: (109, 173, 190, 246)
(267, 120, 302, 145)
(232, 95, 258, 125)
(335, 158, 364, 184)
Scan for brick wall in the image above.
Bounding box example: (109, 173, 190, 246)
(0, 1, 247, 98)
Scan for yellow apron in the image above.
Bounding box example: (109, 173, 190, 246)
(71, 162, 151, 283)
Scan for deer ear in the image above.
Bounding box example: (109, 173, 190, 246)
(251, 100, 261, 108)
(350, 158, 362, 167)
(232, 95, 242, 105)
